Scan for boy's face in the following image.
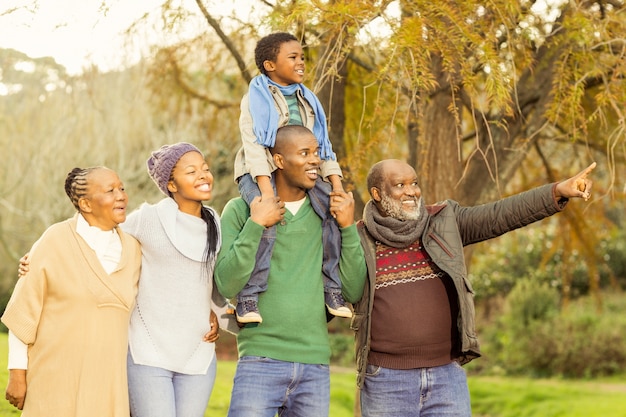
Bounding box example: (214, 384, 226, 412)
(264, 40, 305, 86)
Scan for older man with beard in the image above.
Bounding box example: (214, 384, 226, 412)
(352, 158, 595, 417)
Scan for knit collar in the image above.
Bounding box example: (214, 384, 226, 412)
(362, 199, 428, 248)
(155, 198, 217, 262)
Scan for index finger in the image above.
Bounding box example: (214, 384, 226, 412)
(575, 162, 596, 179)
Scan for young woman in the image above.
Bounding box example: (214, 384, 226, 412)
(124, 142, 235, 417)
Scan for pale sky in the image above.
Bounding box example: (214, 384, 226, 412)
(0, 0, 248, 75)
(0, 0, 560, 76)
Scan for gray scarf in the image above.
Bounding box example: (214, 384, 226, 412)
(363, 199, 429, 248)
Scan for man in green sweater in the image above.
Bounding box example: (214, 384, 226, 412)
(215, 124, 367, 417)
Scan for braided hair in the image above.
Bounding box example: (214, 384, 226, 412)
(65, 167, 100, 210)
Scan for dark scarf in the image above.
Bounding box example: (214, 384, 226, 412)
(363, 199, 429, 248)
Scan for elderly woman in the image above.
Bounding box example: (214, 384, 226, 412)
(2, 166, 142, 416)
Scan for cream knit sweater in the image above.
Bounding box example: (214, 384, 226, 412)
(122, 198, 221, 375)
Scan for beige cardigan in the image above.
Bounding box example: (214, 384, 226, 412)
(2, 214, 141, 416)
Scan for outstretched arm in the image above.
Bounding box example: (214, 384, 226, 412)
(555, 162, 596, 201)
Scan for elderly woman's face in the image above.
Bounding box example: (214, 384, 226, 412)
(81, 168, 128, 230)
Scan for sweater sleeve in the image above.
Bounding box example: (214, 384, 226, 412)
(338, 224, 367, 303)
(214, 198, 265, 299)
(1, 234, 48, 345)
(119, 204, 143, 239)
(7, 330, 28, 369)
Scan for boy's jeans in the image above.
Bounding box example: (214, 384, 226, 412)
(237, 173, 342, 303)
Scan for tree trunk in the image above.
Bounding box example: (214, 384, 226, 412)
(314, 36, 365, 219)
(417, 53, 463, 204)
(456, 42, 559, 205)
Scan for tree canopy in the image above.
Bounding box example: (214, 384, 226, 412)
(1, 0, 624, 309)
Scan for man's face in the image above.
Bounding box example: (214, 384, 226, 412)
(276, 130, 321, 193)
(376, 161, 423, 221)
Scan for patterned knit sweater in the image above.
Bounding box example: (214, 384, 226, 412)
(368, 240, 460, 369)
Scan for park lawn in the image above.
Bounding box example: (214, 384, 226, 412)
(0, 330, 625, 416)
(0, 332, 358, 417)
(468, 376, 626, 417)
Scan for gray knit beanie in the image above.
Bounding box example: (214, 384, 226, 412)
(147, 142, 202, 196)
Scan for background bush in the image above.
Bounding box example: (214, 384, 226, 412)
(476, 281, 626, 378)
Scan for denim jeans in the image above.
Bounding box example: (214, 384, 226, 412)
(227, 356, 330, 417)
(127, 350, 217, 417)
(360, 362, 471, 417)
(237, 173, 342, 303)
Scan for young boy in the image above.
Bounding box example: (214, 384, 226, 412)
(232, 32, 350, 323)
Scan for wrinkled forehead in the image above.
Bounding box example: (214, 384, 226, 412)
(87, 168, 120, 189)
(382, 161, 418, 183)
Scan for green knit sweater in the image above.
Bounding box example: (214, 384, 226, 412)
(215, 197, 366, 365)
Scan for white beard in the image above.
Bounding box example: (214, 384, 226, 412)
(380, 194, 423, 221)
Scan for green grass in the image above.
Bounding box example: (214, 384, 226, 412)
(468, 376, 626, 417)
(0, 331, 625, 416)
(0, 332, 358, 416)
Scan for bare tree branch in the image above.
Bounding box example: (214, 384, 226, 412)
(166, 48, 238, 109)
(194, 0, 252, 83)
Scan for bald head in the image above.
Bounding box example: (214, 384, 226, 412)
(366, 159, 414, 197)
(270, 125, 321, 200)
(271, 125, 314, 156)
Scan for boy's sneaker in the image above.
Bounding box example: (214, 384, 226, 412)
(325, 292, 352, 318)
(236, 300, 262, 323)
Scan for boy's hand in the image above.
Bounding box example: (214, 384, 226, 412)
(260, 191, 276, 202)
(256, 176, 274, 197)
(328, 174, 345, 194)
(329, 190, 355, 228)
